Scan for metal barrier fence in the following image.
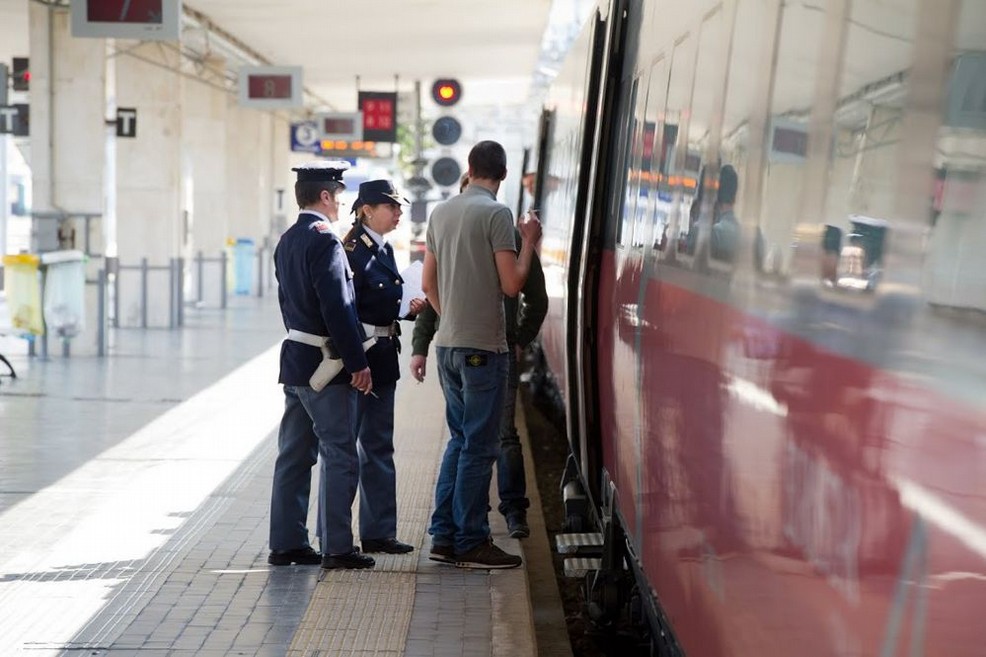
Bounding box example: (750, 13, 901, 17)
(11, 244, 274, 359)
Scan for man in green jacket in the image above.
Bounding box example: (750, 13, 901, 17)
(410, 182, 548, 539)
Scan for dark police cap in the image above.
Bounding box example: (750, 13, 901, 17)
(358, 179, 409, 206)
(292, 160, 350, 185)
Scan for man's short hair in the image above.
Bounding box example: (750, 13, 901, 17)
(468, 140, 507, 181)
(295, 180, 344, 208)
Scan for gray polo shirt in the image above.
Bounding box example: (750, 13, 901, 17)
(426, 185, 516, 353)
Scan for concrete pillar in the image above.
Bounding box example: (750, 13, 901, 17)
(28, 3, 106, 355)
(115, 42, 183, 327)
(269, 118, 292, 240)
(183, 63, 229, 307)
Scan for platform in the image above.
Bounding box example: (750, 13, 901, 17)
(0, 293, 554, 657)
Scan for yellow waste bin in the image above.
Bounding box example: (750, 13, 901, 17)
(2, 254, 44, 335)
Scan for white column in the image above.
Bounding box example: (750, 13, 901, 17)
(115, 42, 183, 328)
(183, 67, 229, 307)
(29, 3, 106, 355)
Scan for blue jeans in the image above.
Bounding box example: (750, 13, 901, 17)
(429, 347, 509, 554)
(497, 350, 529, 518)
(270, 384, 359, 556)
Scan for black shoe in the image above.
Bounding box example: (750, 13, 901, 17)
(455, 539, 522, 569)
(268, 546, 321, 566)
(429, 544, 455, 564)
(506, 514, 530, 539)
(362, 537, 415, 554)
(321, 549, 375, 570)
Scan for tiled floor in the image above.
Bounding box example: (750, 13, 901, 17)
(0, 294, 539, 656)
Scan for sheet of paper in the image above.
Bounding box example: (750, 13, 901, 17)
(399, 260, 424, 318)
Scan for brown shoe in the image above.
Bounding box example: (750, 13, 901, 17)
(455, 540, 521, 569)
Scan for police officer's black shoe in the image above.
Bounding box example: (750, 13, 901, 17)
(268, 546, 321, 566)
(362, 537, 415, 554)
(321, 549, 376, 570)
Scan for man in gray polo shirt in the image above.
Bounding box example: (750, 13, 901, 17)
(422, 140, 542, 569)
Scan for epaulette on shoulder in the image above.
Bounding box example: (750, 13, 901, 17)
(344, 240, 357, 252)
(309, 220, 334, 235)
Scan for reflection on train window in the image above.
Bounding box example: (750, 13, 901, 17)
(643, 57, 669, 251)
(925, 2, 986, 311)
(688, 6, 731, 264)
(718, 0, 775, 270)
(625, 74, 652, 248)
(755, 2, 824, 278)
(613, 78, 640, 247)
(661, 34, 696, 259)
(816, 0, 917, 294)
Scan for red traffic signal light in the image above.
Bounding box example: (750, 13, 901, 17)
(431, 78, 461, 107)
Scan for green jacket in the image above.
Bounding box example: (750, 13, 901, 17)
(411, 235, 548, 356)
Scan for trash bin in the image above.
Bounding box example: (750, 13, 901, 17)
(233, 238, 255, 295)
(2, 254, 44, 335)
(40, 250, 86, 338)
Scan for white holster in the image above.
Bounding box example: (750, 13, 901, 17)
(284, 328, 375, 392)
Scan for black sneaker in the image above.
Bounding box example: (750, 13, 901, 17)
(455, 540, 522, 569)
(321, 548, 375, 570)
(268, 546, 321, 566)
(429, 544, 455, 564)
(506, 514, 530, 539)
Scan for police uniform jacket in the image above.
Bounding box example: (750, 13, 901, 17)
(344, 224, 405, 386)
(274, 212, 368, 386)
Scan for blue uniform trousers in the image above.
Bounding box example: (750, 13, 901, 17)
(355, 381, 398, 540)
(428, 347, 509, 554)
(270, 384, 359, 556)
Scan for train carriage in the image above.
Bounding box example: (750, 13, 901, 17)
(533, 0, 986, 654)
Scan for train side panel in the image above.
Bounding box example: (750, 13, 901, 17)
(540, 0, 986, 654)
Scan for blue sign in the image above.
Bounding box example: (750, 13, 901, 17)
(290, 121, 320, 153)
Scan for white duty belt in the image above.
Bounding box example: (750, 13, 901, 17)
(285, 328, 327, 347)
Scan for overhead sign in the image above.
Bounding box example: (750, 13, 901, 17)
(237, 66, 303, 109)
(71, 0, 182, 41)
(315, 112, 363, 141)
(116, 107, 137, 138)
(290, 121, 320, 153)
(358, 91, 397, 143)
(0, 104, 29, 136)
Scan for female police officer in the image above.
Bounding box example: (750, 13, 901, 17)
(343, 179, 426, 554)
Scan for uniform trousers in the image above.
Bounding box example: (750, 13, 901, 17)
(355, 381, 398, 541)
(270, 383, 359, 556)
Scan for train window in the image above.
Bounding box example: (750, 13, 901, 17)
(626, 74, 653, 249)
(923, 0, 986, 310)
(661, 34, 698, 261)
(683, 7, 732, 265)
(613, 77, 641, 247)
(813, 0, 920, 293)
(753, 0, 825, 279)
(644, 57, 671, 252)
(719, 0, 779, 270)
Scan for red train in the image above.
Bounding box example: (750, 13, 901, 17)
(531, 0, 986, 654)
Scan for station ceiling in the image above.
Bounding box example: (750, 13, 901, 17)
(2, 0, 555, 115)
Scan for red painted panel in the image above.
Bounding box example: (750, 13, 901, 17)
(593, 250, 986, 656)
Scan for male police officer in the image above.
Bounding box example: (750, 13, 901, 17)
(268, 161, 376, 570)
